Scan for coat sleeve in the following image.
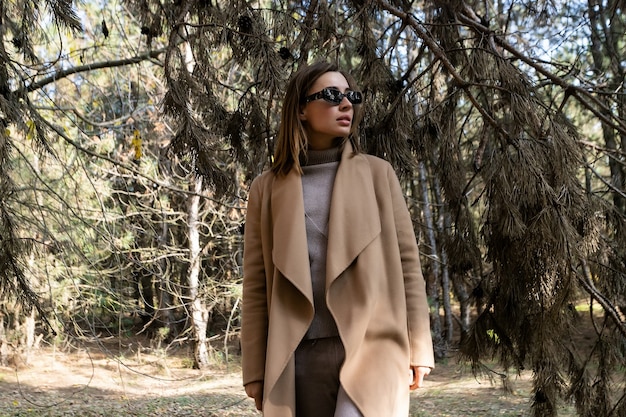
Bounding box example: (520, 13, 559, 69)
(241, 175, 269, 386)
(387, 164, 435, 369)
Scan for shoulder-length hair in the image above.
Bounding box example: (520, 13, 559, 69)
(272, 61, 363, 176)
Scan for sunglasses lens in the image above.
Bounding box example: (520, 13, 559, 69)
(322, 89, 343, 104)
(347, 91, 362, 104)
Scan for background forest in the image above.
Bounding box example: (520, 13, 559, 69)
(1, 0, 626, 416)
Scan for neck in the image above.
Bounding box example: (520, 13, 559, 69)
(308, 136, 345, 151)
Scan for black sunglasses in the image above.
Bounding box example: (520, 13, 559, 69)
(302, 88, 363, 105)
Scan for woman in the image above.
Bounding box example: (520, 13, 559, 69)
(241, 61, 434, 417)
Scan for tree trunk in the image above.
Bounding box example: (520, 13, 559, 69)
(134, 263, 155, 327)
(188, 175, 210, 369)
(432, 175, 457, 345)
(416, 162, 446, 358)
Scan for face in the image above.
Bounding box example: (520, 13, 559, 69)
(299, 71, 356, 150)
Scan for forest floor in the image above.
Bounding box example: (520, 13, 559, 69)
(2, 304, 605, 417)
(0, 335, 580, 417)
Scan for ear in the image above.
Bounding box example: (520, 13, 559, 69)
(298, 105, 307, 121)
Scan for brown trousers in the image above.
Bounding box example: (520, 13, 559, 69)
(295, 337, 364, 417)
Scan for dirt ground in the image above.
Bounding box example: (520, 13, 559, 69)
(0, 336, 578, 417)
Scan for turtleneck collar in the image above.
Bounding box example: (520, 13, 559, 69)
(300, 145, 343, 167)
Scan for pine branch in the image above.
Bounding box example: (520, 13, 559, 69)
(454, 5, 626, 138)
(20, 48, 167, 94)
(376, 0, 510, 138)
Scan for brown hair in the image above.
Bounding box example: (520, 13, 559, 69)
(272, 61, 363, 176)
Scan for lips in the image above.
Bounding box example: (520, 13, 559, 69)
(337, 115, 351, 125)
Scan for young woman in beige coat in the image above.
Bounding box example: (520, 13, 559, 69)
(241, 61, 435, 417)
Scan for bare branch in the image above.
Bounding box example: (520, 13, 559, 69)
(578, 260, 626, 339)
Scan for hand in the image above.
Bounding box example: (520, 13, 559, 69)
(410, 366, 431, 390)
(245, 381, 264, 411)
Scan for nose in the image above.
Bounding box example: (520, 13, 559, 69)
(338, 96, 352, 109)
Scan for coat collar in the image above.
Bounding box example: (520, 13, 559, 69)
(270, 142, 381, 298)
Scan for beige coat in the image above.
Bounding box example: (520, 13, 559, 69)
(241, 143, 434, 417)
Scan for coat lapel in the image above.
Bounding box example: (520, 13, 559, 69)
(270, 170, 313, 304)
(326, 143, 381, 286)
(269, 144, 382, 299)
